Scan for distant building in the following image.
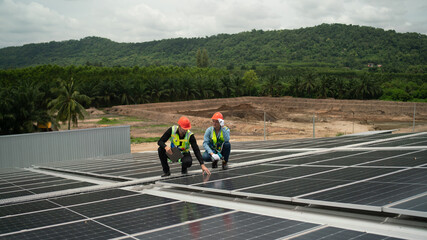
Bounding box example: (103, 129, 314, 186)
(367, 63, 382, 68)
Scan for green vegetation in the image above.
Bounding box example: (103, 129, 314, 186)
(130, 136, 160, 144)
(1, 24, 426, 71)
(122, 116, 145, 122)
(131, 124, 170, 129)
(97, 117, 121, 124)
(0, 23, 426, 135)
(49, 78, 90, 129)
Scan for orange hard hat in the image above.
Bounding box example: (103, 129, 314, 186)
(178, 116, 191, 130)
(211, 112, 223, 120)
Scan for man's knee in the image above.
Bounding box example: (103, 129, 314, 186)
(202, 151, 212, 162)
(222, 142, 231, 152)
(158, 147, 168, 162)
(158, 146, 165, 154)
(181, 154, 193, 168)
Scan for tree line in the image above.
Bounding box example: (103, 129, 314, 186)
(1, 65, 425, 135)
(1, 23, 426, 71)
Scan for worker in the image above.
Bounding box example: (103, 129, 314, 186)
(202, 112, 231, 170)
(158, 116, 211, 177)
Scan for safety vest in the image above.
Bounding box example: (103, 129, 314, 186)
(211, 126, 228, 151)
(169, 125, 193, 153)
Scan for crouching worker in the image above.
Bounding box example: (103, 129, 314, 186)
(203, 112, 231, 170)
(158, 116, 211, 177)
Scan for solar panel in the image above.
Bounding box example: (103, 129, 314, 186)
(269, 151, 370, 165)
(0, 200, 58, 217)
(30, 182, 95, 194)
(69, 194, 177, 217)
(1, 132, 426, 239)
(0, 190, 33, 199)
(359, 150, 426, 167)
(240, 178, 350, 198)
(0, 208, 84, 234)
(385, 194, 427, 218)
(136, 211, 318, 239)
(309, 150, 410, 166)
(95, 202, 231, 235)
(255, 166, 336, 179)
(290, 226, 402, 240)
(300, 181, 427, 207)
(50, 189, 137, 206)
(301, 167, 400, 181)
(3, 220, 124, 240)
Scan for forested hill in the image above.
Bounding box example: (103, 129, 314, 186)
(1, 23, 426, 71)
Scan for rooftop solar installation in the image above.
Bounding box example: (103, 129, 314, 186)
(1, 131, 426, 239)
(0, 188, 404, 239)
(159, 132, 427, 219)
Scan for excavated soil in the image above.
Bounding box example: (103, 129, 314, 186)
(76, 97, 427, 152)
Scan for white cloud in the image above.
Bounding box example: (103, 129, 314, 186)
(0, 0, 81, 46)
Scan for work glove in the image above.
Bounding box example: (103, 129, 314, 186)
(218, 119, 224, 127)
(211, 153, 221, 161)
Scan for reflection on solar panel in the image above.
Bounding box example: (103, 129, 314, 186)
(1, 131, 426, 239)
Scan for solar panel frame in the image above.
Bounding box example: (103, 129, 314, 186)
(383, 194, 427, 218)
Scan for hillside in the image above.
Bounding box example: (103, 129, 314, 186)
(1, 23, 426, 70)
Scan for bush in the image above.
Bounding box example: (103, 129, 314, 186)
(380, 88, 412, 102)
(130, 136, 160, 144)
(97, 117, 121, 124)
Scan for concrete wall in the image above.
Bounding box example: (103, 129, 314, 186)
(0, 126, 131, 168)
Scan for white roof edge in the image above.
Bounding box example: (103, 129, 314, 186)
(344, 129, 398, 136)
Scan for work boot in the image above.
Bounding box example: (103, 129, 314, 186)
(212, 160, 218, 169)
(161, 171, 171, 177)
(181, 167, 188, 175)
(222, 160, 228, 170)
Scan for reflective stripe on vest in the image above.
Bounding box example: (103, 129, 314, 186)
(211, 126, 227, 151)
(169, 125, 193, 153)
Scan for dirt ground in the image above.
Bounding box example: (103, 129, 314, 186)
(68, 97, 427, 153)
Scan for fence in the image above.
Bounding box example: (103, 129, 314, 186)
(0, 126, 130, 168)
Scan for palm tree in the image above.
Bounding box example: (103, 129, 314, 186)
(49, 78, 91, 130)
(352, 75, 382, 100)
(317, 75, 333, 98)
(290, 76, 302, 97)
(301, 73, 317, 98)
(219, 75, 234, 98)
(232, 76, 245, 97)
(261, 75, 281, 97)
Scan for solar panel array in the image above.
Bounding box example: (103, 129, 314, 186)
(0, 188, 402, 239)
(160, 133, 427, 219)
(0, 132, 426, 239)
(0, 168, 95, 200)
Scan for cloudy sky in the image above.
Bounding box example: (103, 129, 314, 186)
(1, 0, 426, 48)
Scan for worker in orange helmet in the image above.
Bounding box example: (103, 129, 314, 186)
(202, 112, 231, 170)
(158, 116, 210, 177)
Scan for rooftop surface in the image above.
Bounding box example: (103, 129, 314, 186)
(1, 132, 426, 239)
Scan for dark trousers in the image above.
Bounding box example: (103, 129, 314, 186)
(158, 147, 193, 173)
(202, 141, 231, 162)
